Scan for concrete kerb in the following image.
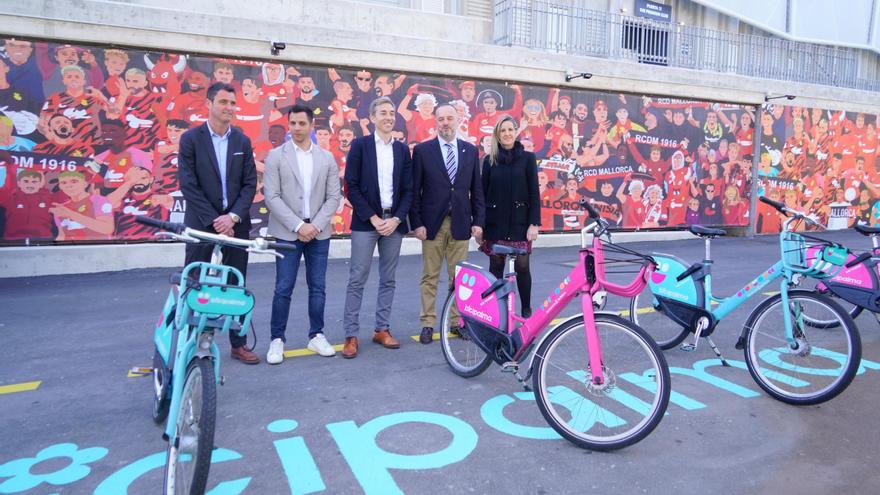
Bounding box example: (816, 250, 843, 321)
(0, 230, 696, 278)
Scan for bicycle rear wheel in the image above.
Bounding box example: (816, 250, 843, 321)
(532, 314, 670, 451)
(164, 357, 216, 495)
(629, 285, 690, 350)
(798, 280, 864, 328)
(743, 290, 861, 405)
(439, 291, 492, 378)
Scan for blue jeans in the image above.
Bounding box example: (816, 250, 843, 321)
(269, 238, 330, 342)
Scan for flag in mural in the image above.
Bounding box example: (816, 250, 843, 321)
(0, 38, 758, 245)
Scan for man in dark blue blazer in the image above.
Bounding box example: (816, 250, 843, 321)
(342, 96, 413, 358)
(178, 82, 259, 364)
(410, 104, 485, 344)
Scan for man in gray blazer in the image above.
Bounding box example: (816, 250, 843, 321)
(263, 105, 341, 364)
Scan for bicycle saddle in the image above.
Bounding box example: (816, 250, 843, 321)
(854, 224, 880, 236)
(491, 245, 529, 256)
(689, 225, 727, 238)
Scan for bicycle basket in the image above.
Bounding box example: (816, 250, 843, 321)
(782, 231, 847, 278)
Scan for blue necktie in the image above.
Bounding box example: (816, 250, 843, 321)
(444, 142, 457, 183)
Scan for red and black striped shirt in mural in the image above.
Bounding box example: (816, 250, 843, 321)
(121, 91, 164, 151)
(114, 193, 166, 239)
(152, 143, 180, 195)
(32, 140, 95, 158)
(784, 134, 809, 175)
(40, 91, 101, 150)
(812, 132, 834, 162)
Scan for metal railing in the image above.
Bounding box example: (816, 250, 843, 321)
(493, 0, 879, 92)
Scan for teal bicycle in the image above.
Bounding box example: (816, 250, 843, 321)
(136, 216, 289, 494)
(628, 197, 862, 405)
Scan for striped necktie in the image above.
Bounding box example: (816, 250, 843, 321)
(444, 142, 457, 183)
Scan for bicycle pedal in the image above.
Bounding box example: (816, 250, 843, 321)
(501, 362, 519, 373)
(129, 367, 153, 376)
(679, 343, 696, 352)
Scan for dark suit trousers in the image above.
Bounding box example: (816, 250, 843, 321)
(184, 229, 250, 348)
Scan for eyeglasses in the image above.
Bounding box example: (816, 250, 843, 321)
(356, 76, 372, 82)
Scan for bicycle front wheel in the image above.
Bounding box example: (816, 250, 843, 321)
(164, 357, 217, 495)
(532, 314, 670, 451)
(743, 289, 861, 405)
(152, 347, 170, 424)
(629, 285, 689, 350)
(439, 291, 492, 378)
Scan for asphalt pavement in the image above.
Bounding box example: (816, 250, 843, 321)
(1, 230, 879, 495)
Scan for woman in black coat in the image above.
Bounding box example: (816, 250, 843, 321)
(478, 115, 541, 316)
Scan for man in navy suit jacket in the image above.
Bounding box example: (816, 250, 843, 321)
(178, 82, 259, 364)
(342, 96, 413, 358)
(410, 105, 485, 344)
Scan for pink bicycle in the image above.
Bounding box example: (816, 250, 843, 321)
(440, 202, 670, 450)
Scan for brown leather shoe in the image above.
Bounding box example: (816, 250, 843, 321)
(373, 329, 400, 349)
(342, 337, 359, 359)
(231, 346, 260, 365)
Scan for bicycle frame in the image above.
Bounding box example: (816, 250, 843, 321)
(649, 214, 844, 347)
(503, 223, 654, 385)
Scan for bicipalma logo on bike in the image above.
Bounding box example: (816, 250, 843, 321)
(463, 305, 492, 322)
(195, 292, 247, 307)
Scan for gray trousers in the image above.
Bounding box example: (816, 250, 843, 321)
(343, 229, 404, 337)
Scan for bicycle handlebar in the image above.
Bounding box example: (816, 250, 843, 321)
(136, 215, 286, 257)
(580, 198, 600, 219)
(135, 215, 185, 234)
(267, 241, 301, 252)
(758, 196, 825, 230)
(759, 196, 786, 212)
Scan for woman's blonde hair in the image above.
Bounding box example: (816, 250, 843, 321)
(723, 185, 742, 206)
(489, 114, 518, 166)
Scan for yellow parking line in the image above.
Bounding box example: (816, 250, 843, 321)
(284, 344, 345, 358)
(0, 380, 41, 395)
(616, 307, 654, 317)
(127, 367, 153, 378)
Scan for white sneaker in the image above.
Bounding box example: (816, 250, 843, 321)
(308, 334, 336, 357)
(267, 338, 285, 365)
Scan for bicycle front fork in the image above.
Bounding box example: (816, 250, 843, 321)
(581, 294, 606, 385)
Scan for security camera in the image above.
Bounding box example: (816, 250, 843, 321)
(270, 41, 286, 56)
(763, 93, 795, 102)
(565, 70, 593, 82)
